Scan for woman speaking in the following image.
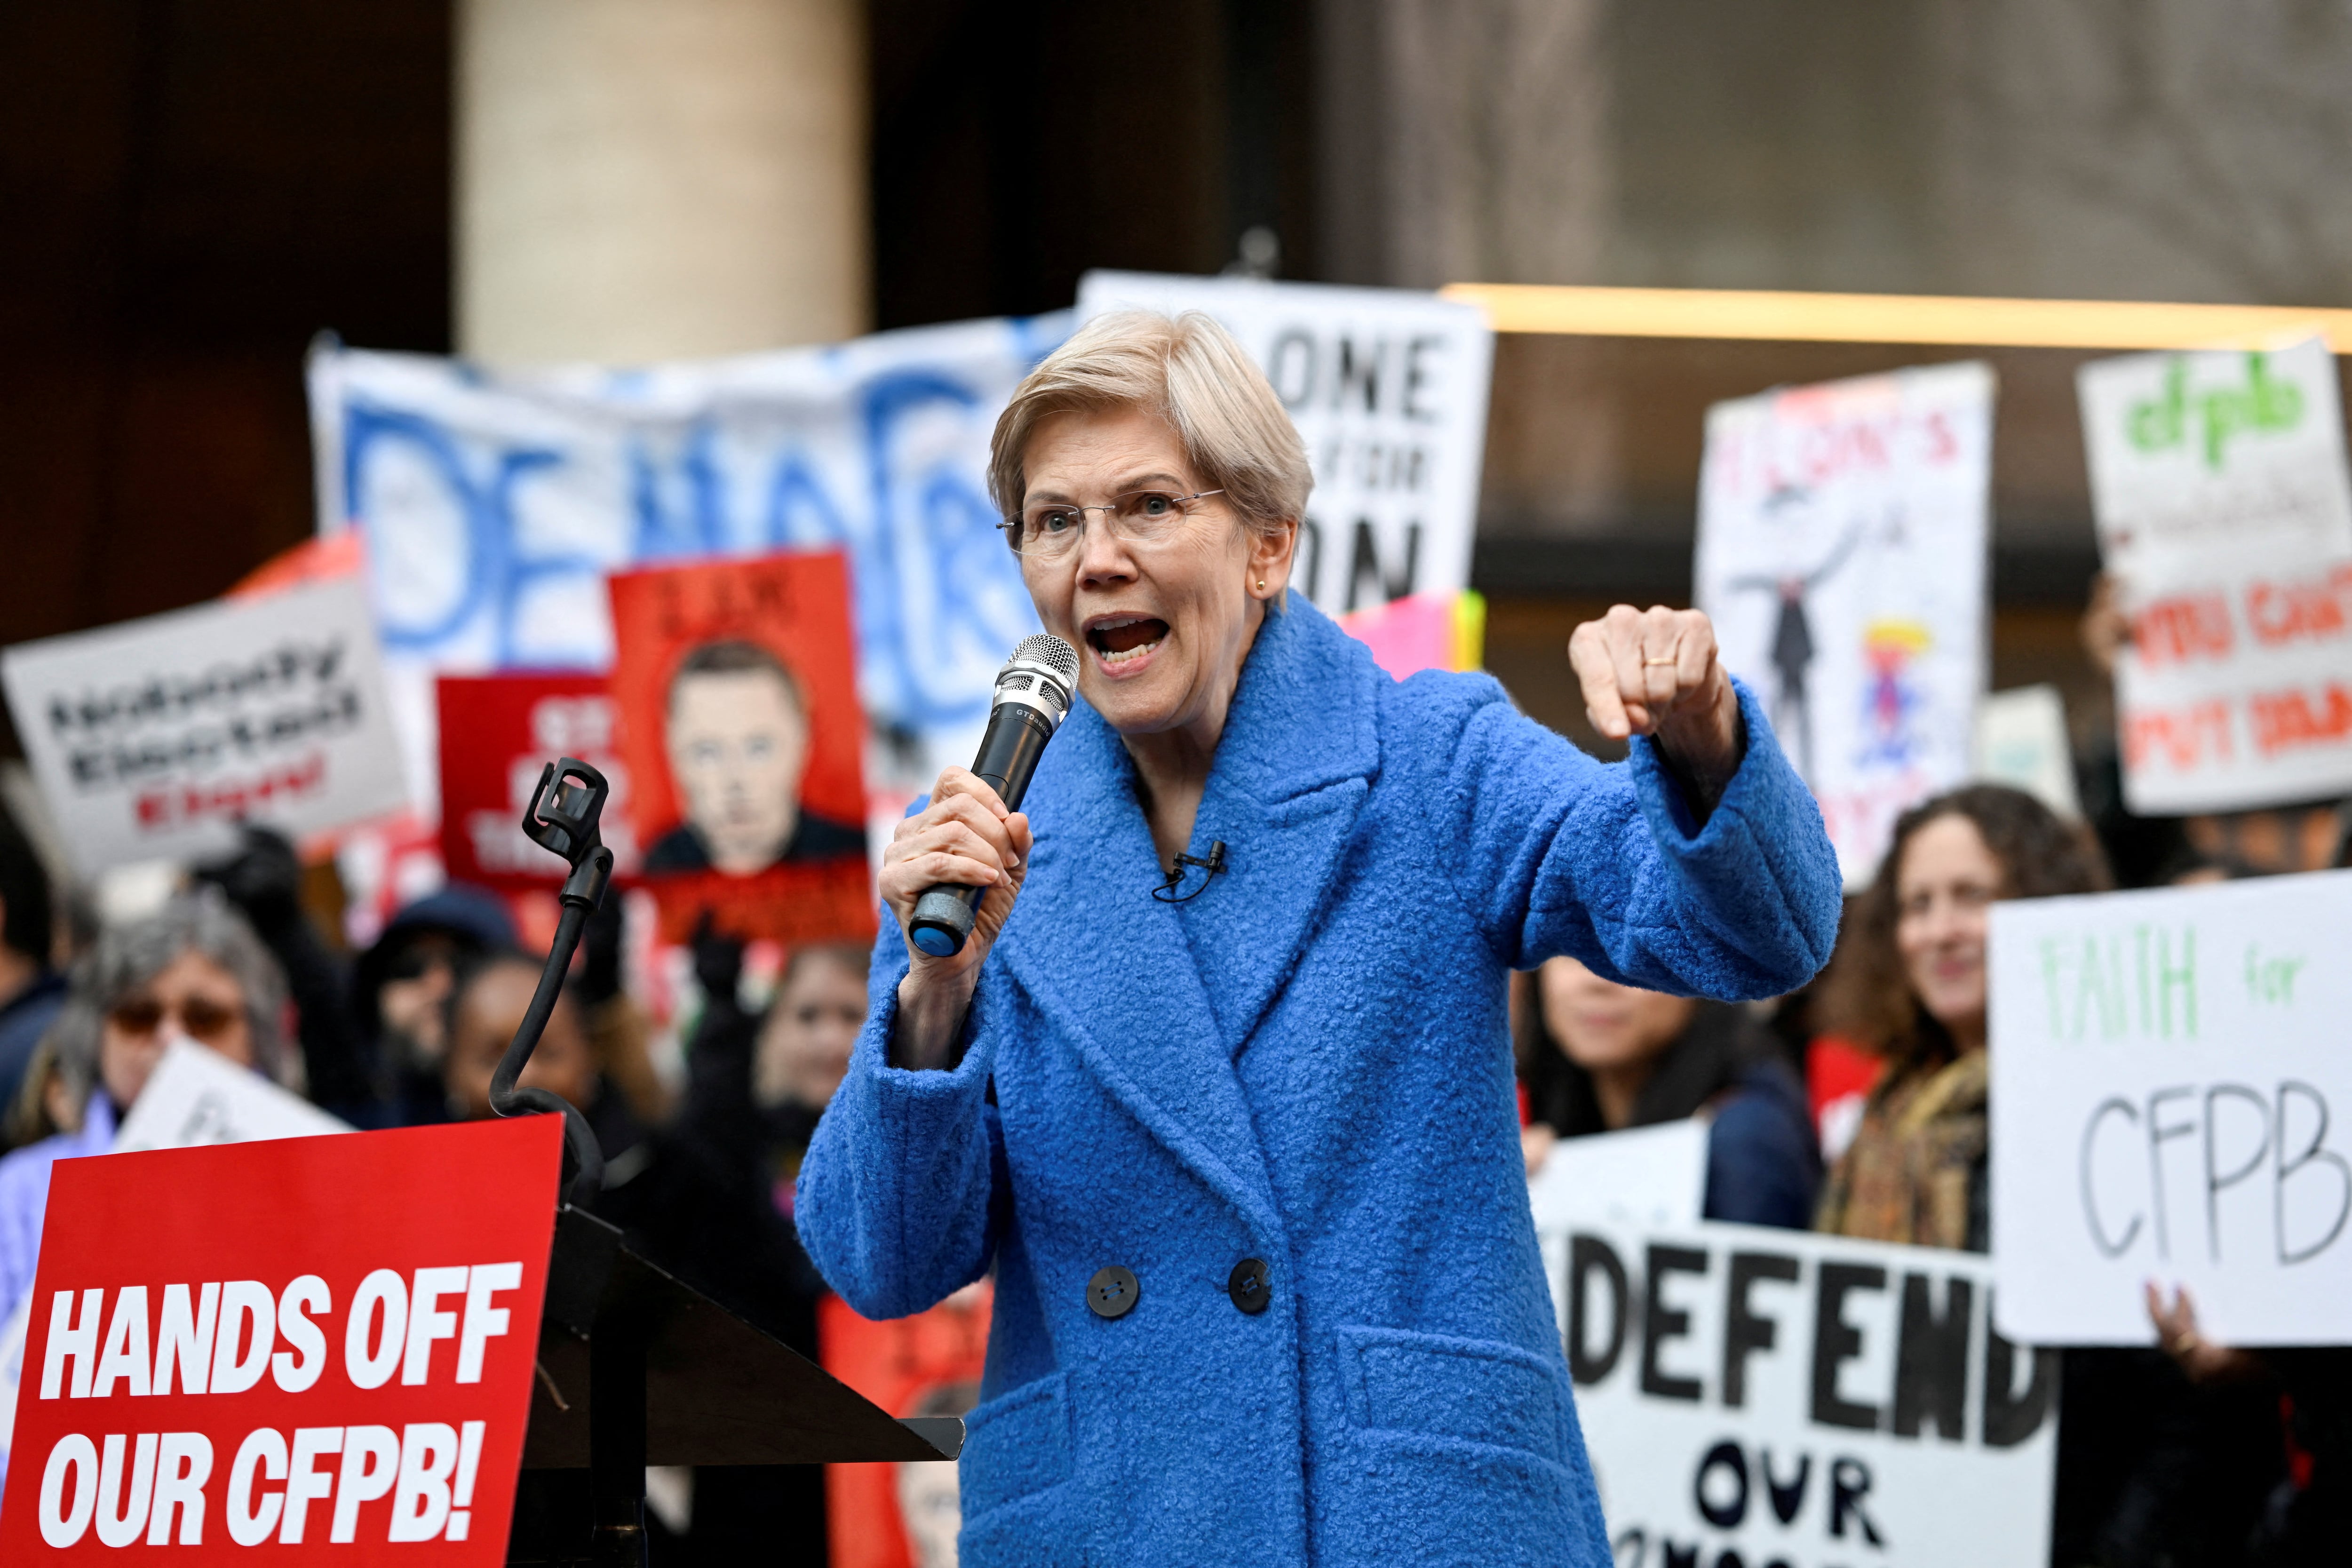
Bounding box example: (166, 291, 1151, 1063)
(797, 311, 1841, 1564)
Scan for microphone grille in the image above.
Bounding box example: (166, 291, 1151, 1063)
(1013, 633, 1081, 684)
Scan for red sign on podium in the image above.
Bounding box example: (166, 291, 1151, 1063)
(0, 1117, 561, 1561)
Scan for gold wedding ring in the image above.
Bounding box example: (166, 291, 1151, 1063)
(1643, 657, 1677, 666)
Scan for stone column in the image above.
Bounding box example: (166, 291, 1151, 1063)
(456, 0, 868, 364)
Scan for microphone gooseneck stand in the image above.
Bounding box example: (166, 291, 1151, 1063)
(493, 755, 963, 1567)
(493, 757, 615, 1211)
(493, 757, 640, 1564)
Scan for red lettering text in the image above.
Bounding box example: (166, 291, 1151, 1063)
(2248, 683, 2352, 757)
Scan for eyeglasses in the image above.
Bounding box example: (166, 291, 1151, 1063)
(1001, 489, 1225, 560)
(108, 995, 242, 1043)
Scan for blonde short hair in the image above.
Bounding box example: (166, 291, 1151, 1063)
(988, 310, 1312, 544)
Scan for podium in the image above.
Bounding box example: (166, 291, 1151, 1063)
(507, 1205, 962, 1565)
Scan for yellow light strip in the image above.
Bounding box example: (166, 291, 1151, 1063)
(1438, 283, 2352, 352)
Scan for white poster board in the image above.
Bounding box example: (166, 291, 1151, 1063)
(1527, 1122, 1709, 1327)
(112, 1038, 350, 1153)
(306, 316, 1071, 812)
(1074, 271, 1494, 618)
(2079, 339, 2352, 814)
(2105, 549, 2352, 814)
(1990, 871, 2352, 1345)
(1972, 684, 2081, 818)
(0, 576, 408, 875)
(1529, 1122, 1709, 1235)
(1546, 1215, 2056, 1568)
(2078, 337, 2352, 576)
(1696, 363, 1995, 887)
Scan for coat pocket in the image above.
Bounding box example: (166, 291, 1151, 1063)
(958, 1371, 1073, 1523)
(1338, 1325, 1567, 1462)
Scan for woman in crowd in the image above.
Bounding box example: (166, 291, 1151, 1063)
(596, 938, 870, 1560)
(1517, 956, 1817, 1227)
(1816, 782, 2285, 1565)
(749, 940, 867, 1202)
(0, 894, 296, 1323)
(350, 883, 519, 1127)
(437, 948, 633, 1146)
(1815, 783, 2109, 1248)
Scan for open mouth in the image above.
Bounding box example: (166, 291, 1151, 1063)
(1085, 614, 1168, 669)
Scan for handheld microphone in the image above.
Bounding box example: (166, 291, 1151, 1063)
(907, 633, 1081, 957)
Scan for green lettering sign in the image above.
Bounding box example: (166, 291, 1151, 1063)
(2123, 351, 2303, 470)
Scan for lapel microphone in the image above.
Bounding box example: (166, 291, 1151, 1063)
(908, 633, 1081, 956)
(1153, 841, 1228, 903)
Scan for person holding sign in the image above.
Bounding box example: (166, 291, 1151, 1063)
(1817, 783, 2110, 1248)
(796, 310, 1842, 1564)
(1813, 785, 2288, 1563)
(1515, 958, 1818, 1227)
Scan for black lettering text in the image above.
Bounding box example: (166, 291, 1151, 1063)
(1640, 1244, 1708, 1402)
(1809, 1263, 1883, 1431)
(1722, 1252, 1798, 1409)
(1891, 1273, 1971, 1441)
(1567, 1234, 1629, 1385)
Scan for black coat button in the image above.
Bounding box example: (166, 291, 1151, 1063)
(1228, 1257, 1271, 1314)
(1086, 1266, 1140, 1319)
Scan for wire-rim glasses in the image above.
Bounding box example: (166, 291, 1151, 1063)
(1001, 488, 1226, 559)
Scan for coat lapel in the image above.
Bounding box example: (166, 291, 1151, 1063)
(1172, 598, 1380, 1052)
(989, 598, 1381, 1228)
(994, 696, 1284, 1232)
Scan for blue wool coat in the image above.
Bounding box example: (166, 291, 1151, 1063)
(796, 596, 1840, 1566)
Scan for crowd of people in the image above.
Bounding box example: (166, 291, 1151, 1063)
(0, 586, 2341, 1565)
(0, 810, 854, 1559)
(1512, 591, 2350, 1565)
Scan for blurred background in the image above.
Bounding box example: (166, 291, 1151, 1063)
(13, 0, 2352, 754)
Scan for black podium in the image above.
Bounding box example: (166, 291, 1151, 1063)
(505, 1204, 962, 1565)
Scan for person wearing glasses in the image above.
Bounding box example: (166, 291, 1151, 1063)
(0, 894, 298, 1325)
(796, 310, 1841, 1564)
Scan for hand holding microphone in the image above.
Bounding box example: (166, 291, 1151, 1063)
(879, 634, 1079, 1067)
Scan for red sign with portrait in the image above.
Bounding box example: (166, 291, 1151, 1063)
(606, 550, 874, 944)
(0, 1118, 561, 1562)
(436, 673, 639, 891)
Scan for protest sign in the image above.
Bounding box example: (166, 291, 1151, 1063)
(1972, 684, 2081, 818)
(1526, 1122, 1708, 1242)
(1989, 871, 2352, 1345)
(436, 674, 640, 891)
(2079, 340, 2352, 814)
(608, 550, 873, 945)
(0, 1116, 559, 1560)
(2106, 549, 2352, 814)
(307, 317, 1068, 818)
(112, 1042, 349, 1157)
(0, 1046, 350, 1492)
(1546, 1213, 2057, 1568)
(2078, 338, 2352, 577)
(1697, 363, 1995, 886)
(819, 1284, 991, 1568)
(1074, 272, 1494, 619)
(0, 578, 408, 876)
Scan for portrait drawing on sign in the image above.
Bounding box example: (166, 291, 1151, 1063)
(642, 639, 865, 878)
